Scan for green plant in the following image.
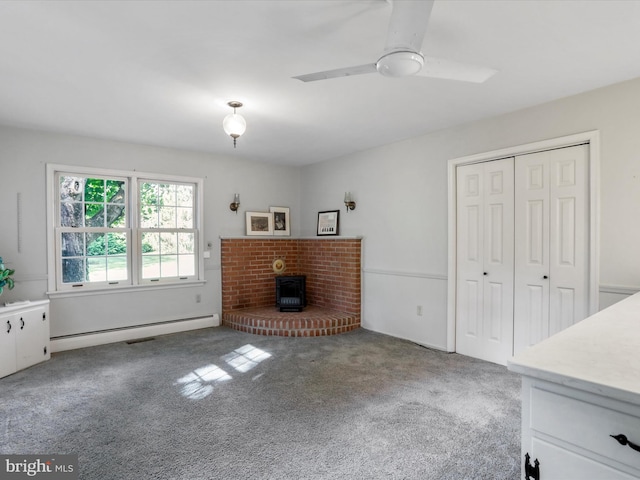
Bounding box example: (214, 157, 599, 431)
(0, 256, 15, 295)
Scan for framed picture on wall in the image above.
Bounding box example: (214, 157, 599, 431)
(270, 206, 290, 236)
(246, 211, 273, 236)
(317, 210, 339, 236)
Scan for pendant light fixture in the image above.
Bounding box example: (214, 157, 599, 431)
(222, 101, 246, 148)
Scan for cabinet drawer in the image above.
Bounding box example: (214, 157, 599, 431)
(531, 387, 640, 473)
(532, 438, 637, 480)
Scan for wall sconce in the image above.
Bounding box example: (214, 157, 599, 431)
(222, 101, 246, 148)
(229, 193, 240, 214)
(344, 191, 356, 212)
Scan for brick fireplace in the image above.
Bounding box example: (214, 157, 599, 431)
(220, 237, 361, 336)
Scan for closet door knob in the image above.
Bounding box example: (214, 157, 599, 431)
(543, 275, 548, 279)
(483, 272, 488, 276)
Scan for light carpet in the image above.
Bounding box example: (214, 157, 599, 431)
(0, 327, 521, 479)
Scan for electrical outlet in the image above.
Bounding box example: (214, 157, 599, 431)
(417, 305, 423, 316)
(196, 294, 201, 303)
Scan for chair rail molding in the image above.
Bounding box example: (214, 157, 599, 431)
(599, 284, 640, 296)
(362, 267, 447, 281)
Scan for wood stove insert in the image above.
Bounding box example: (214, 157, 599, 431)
(275, 275, 306, 312)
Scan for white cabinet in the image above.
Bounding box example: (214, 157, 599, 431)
(0, 311, 17, 377)
(509, 292, 640, 480)
(0, 300, 50, 378)
(519, 379, 640, 480)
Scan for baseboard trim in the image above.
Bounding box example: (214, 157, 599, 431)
(362, 326, 449, 353)
(413, 340, 450, 353)
(51, 315, 220, 353)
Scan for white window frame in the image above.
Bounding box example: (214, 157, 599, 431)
(136, 178, 199, 285)
(46, 164, 205, 297)
(55, 172, 131, 290)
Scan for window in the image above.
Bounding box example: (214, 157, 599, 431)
(139, 181, 196, 282)
(48, 165, 203, 293)
(58, 175, 128, 287)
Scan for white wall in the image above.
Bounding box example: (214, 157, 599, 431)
(3, 75, 640, 348)
(301, 76, 640, 350)
(0, 126, 301, 337)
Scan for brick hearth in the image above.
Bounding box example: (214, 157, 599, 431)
(220, 237, 362, 337)
(223, 305, 359, 337)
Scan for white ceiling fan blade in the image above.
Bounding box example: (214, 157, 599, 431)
(384, 0, 434, 53)
(293, 63, 377, 82)
(417, 56, 498, 83)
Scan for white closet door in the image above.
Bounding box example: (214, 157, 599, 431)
(456, 162, 485, 360)
(513, 153, 550, 351)
(456, 158, 514, 365)
(514, 145, 588, 355)
(548, 145, 589, 335)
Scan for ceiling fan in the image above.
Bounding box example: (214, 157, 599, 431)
(293, 0, 497, 83)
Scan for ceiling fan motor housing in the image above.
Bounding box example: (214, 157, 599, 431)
(376, 51, 425, 77)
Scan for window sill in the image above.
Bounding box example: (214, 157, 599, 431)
(46, 280, 207, 299)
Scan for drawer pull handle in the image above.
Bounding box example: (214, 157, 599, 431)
(610, 434, 640, 453)
(524, 453, 540, 480)
(6, 320, 11, 334)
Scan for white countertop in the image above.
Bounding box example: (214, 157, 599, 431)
(0, 299, 49, 314)
(508, 291, 640, 405)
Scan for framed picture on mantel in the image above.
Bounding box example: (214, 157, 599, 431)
(270, 206, 290, 236)
(317, 210, 339, 236)
(246, 211, 273, 236)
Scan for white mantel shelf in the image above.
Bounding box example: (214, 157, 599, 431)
(508, 291, 640, 406)
(219, 236, 363, 240)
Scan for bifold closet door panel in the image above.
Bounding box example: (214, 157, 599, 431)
(456, 158, 514, 365)
(456, 161, 485, 358)
(513, 145, 589, 356)
(548, 145, 589, 336)
(513, 152, 550, 353)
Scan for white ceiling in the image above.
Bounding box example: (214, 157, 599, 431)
(2, 0, 640, 166)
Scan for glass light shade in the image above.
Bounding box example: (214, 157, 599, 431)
(223, 113, 247, 138)
(234, 193, 240, 204)
(344, 192, 351, 203)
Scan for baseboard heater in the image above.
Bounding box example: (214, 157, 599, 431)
(50, 314, 219, 353)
